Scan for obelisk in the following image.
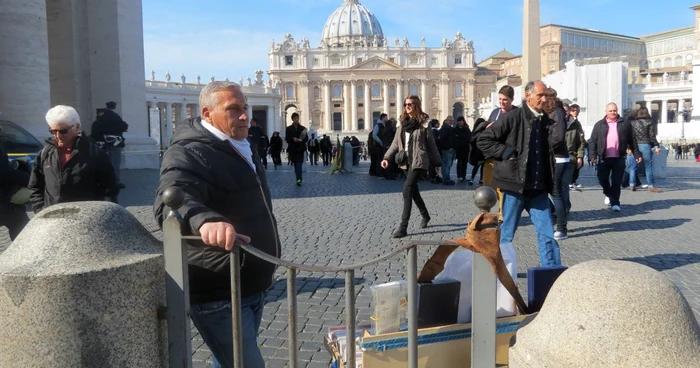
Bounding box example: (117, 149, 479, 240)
(522, 0, 541, 83)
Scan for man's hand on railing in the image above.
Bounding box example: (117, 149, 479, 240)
(198, 222, 251, 251)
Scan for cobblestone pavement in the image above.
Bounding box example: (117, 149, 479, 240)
(2, 159, 700, 367)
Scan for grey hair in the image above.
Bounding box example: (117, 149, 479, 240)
(45, 105, 80, 126)
(199, 81, 242, 110)
(524, 80, 545, 94)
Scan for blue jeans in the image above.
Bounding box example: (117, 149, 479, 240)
(441, 149, 455, 181)
(190, 293, 266, 368)
(106, 146, 123, 181)
(552, 162, 574, 233)
(501, 190, 561, 267)
(636, 143, 656, 187)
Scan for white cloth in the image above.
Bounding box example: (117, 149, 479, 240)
(201, 120, 256, 170)
(555, 157, 571, 163)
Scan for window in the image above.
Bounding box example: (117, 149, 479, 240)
(409, 56, 419, 64)
(313, 86, 321, 100)
(331, 55, 341, 65)
(431, 57, 438, 65)
(389, 85, 396, 97)
(333, 103, 341, 108)
(313, 58, 319, 66)
(431, 84, 438, 99)
(411, 84, 418, 95)
(389, 57, 395, 63)
(285, 56, 293, 66)
(286, 85, 294, 100)
(372, 84, 380, 97)
(455, 55, 462, 64)
(357, 85, 364, 98)
(455, 84, 463, 97)
(654, 59, 661, 69)
(358, 119, 365, 131)
(664, 57, 672, 68)
(358, 103, 363, 108)
(674, 56, 683, 67)
(332, 84, 341, 99)
(356, 58, 363, 64)
(390, 103, 395, 107)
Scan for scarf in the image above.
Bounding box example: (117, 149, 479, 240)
(402, 117, 422, 134)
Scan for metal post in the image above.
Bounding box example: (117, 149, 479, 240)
(406, 246, 418, 368)
(287, 268, 298, 368)
(471, 252, 497, 368)
(163, 212, 192, 368)
(345, 270, 356, 368)
(230, 249, 244, 368)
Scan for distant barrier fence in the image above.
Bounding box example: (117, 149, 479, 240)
(161, 186, 502, 368)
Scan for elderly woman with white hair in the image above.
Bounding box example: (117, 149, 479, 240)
(28, 105, 119, 213)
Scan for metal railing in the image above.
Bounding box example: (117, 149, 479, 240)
(161, 186, 501, 368)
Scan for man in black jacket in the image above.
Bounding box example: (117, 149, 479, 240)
(477, 81, 563, 267)
(154, 81, 279, 368)
(454, 116, 471, 182)
(91, 101, 128, 188)
(438, 116, 456, 185)
(285, 112, 308, 185)
(29, 105, 119, 213)
(248, 118, 269, 169)
(0, 131, 30, 240)
(588, 103, 640, 212)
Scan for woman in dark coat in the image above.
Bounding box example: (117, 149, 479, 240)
(268, 131, 283, 169)
(381, 95, 442, 238)
(468, 118, 487, 185)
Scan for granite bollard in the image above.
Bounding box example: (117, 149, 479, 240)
(509, 260, 700, 368)
(0, 202, 166, 367)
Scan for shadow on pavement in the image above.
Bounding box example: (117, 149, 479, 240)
(566, 218, 691, 239)
(617, 253, 700, 271)
(570, 199, 700, 222)
(265, 277, 367, 303)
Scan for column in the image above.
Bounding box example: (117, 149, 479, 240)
(178, 103, 187, 124)
(679, 99, 686, 123)
(323, 81, 332, 130)
(0, 0, 51, 138)
(383, 80, 390, 116)
(163, 103, 173, 146)
(246, 104, 253, 123)
(344, 81, 351, 131)
(191, 103, 200, 118)
(364, 80, 371, 130)
(351, 80, 358, 131)
(441, 79, 450, 119)
(300, 81, 311, 127)
(522, 0, 541, 83)
(396, 79, 404, 119)
(266, 105, 275, 137)
(661, 100, 668, 124)
(421, 80, 427, 102)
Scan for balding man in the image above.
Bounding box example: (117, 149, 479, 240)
(588, 102, 640, 212)
(154, 81, 279, 368)
(477, 80, 564, 267)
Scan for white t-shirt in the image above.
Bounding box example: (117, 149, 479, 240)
(200, 120, 256, 171)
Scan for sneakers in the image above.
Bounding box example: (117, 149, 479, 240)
(604, 197, 611, 206)
(568, 184, 574, 189)
(611, 205, 621, 212)
(296, 179, 302, 186)
(641, 184, 649, 189)
(576, 183, 583, 188)
(467, 180, 474, 185)
(554, 231, 568, 240)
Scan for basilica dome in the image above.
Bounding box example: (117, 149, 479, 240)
(321, 0, 384, 48)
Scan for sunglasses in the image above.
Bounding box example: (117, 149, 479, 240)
(404, 103, 414, 107)
(49, 126, 74, 135)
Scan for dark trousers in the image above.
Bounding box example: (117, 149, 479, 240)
(259, 151, 267, 168)
(271, 152, 282, 167)
(456, 152, 469, 179)
(321, 151, 331, 165)
(400, 169, 429, 227)
(552, 162, 574, 233)
(309, 151, 319, 165)
(293, 161, 303, 181)
(571, 166, 580, 184)
(597, 157, 626, 206)
(471, 164, 483, 181)
(1, 204, 30, 240)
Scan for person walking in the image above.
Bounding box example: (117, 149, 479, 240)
(588, 103, 640, 212)
(454, 116, 472, 182)
(320, 134, 332, 166)
(91, 101, 128, 188)
(568, 104, 586, 189)
(285, 113, 308, 185)
(308, 133, 320, 165)
(29, 105, 119, 213)
(268, 131, 283, 169)
(154, 81, 280, 368)
(381, 95, 441, 238)
(438, 116, 457, 185)
(477, 81, 563, 267)
(630, 106, 663, 192)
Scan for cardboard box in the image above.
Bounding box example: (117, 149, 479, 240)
(359, 315, 528, 368)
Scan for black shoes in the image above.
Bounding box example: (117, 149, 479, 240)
(392, 227, 408, 238)
(420, 216, 430, 229)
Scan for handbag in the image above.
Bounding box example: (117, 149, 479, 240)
(395, 149, 408, 166)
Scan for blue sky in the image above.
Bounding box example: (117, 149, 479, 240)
(143, 0, 698, 82)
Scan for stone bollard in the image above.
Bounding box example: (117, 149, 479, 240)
(509, 260, 700, 368)
(653, 145, 669, 179)
(343, 141, 354, 172)
(0, 202, 166, 367)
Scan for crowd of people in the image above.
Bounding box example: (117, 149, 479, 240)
(0, 78, 694, 368)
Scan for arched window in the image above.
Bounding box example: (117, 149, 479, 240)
(654, 59, 661, 69)
(313, 86, 321, 100)
(332, 84, 341, 98)
(431, 84, 438, 99)
(410, 84, 418, 95)
(358, 118, 365, 131)
(389, 85, 396, 97)
(687, 54, 693, 64)
(664, 57, 672, 68)
(455, 83, 463, 98)
(357, 85, 364, 98)
(561, 51, 568, 63)
(674, 56, 683, 67)
(372, 84, 380, 97)
(286, 85, 294, 100)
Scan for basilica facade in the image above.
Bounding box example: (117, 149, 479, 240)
(267, 0, 494, 133)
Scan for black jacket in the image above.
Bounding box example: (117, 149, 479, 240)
(269, 135, 283, 154)
(320, 137, 332, 152)
(477, 106, 564, 194)
(588, 116, 640, 161)
(454, 125, 472, 156)
(469, 122, 487, 165)
(548, 105, 569, 158)
(28, 134, 118, 213)
(153, 118, 280, 303)
(631, 118, 659, 147)
(438, 124, 456, 151)
(248, 125, 265, 153)
(91, 110, 128, 147)
(285, 123, 308, 162)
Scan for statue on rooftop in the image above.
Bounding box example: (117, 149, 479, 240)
(165, 71, 171, 83)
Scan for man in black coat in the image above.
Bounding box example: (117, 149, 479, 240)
(320, 134, 332, 166)
(438, 116, 456, 185)
(454, 116, 471, 182)
(91, 101, 128, 188)
(29, 105, 119, 213)
(154, 82, 280, 368)
(248, 118, 269, 169)
(588, 103, 640, 212)
(285, 112, 308, 185)
(477, 80, 563, 267)
(0, 130, 30, 240)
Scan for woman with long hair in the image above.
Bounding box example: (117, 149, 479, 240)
(381, 95, 442, 238)
(268, 131, 283, 169)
